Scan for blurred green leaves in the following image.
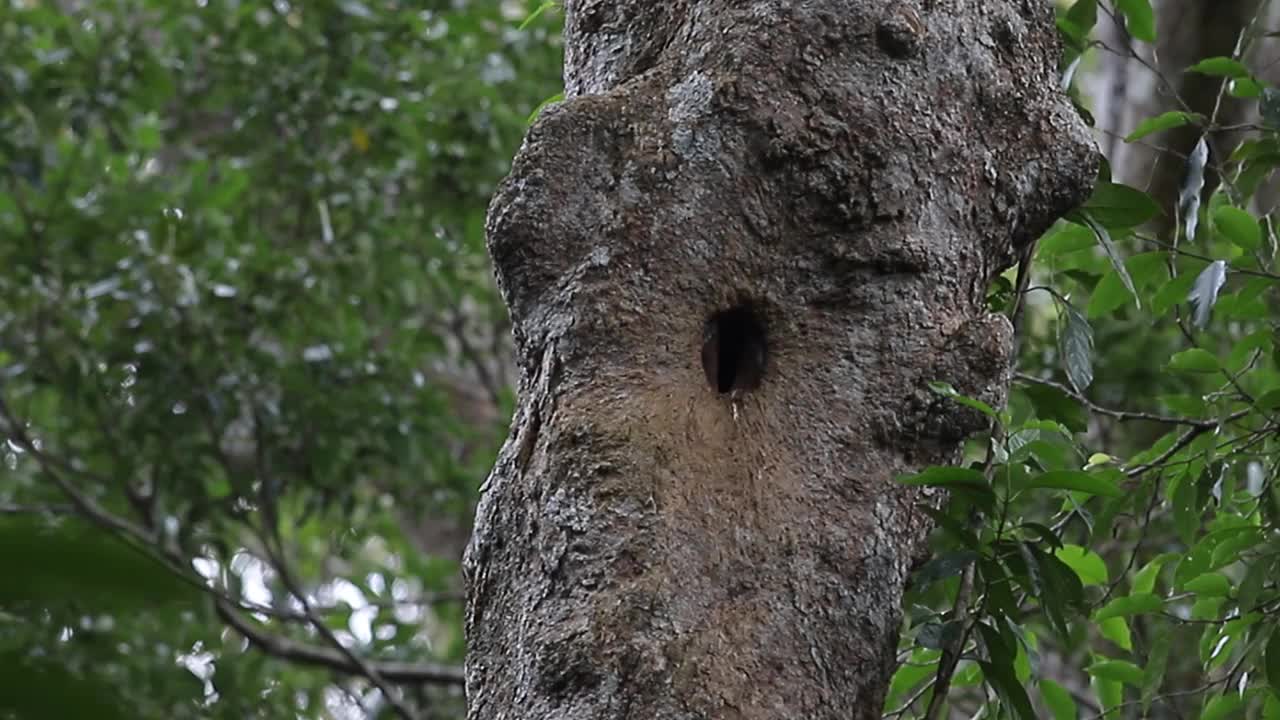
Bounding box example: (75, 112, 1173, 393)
(0, 0, 561, 716)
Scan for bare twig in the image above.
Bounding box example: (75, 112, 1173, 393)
(1013, 372, 1227, 427)
(215, 599, 465, 685)
(1123, 408, 1251, 478)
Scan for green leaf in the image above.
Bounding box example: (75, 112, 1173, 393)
(1017, 387, 1087, 436)
(1171, 469, 1203, 545)
(1167, 348, 1219, 373)
(1090, 267, 1131, 315)
(1125, 110, 1199, 141)
(1183, 572, 1231, 597)
(1059, 303, 1094, 393)
(1099, 616, 1132, 651)
(1213, 205, 1262, 250)
(927, 381, 998, 418)
(1022, 469, 1123, 498)
(1187, 57, 1250, 78)
(978, 659, 1038, 720)
(518, 0, 559, 30)
(1238, 558, 1273, 611)
(1093, 675, 1123, 715)
(1038, 221, 1096, 256)
(1027, 546, 1085, 638)
(887, 652, 938, 708)
(1080, 214, 1142, 310)
(1055, 544, 1109, 585)
(921, 506, 982, 550)
(1115, 0, 1156, 42)
(911, 550, 979, 589)
(1202, 695, 1244, 720)
(1142, 627, 1169, 712)
(1087, 269, 1132, 317)
(1039, 680, 1077, 720)
(527, 92, 565, 124)
(1258, 389, 1280, 411)
(1060, 0, 1098, 45)
(1079, 182, 1161, 228)
(896, 466, 988, 490)
(1267, 628, 1280, 697)
(1066, 0, 1098, 29)
(1153, 271, 1199, 315)
(1086, 659, 1144, 687)
(1094, 592, 1163, 621)
(0, 518, 197, 612)
(1232, 76, 1264, 98)
(1267, 695, 1280, 720)
(1132, 554, 1173, 594)
(0, 649, 133, 720)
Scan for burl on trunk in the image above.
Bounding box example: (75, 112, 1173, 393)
(464, 1, 1096, 718)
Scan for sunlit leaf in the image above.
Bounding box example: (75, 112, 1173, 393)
(1167, 348, 1219, 373)
(1039, 679, 1077, 720)
(1186, 57, 1250, 78)
(1115, 0, 1156, 42)
(1022, 470, 1122, 498)
(1202, 695, 1243, 720)
(1183, 572, 1231, 597)
(1094, 593, 1163, 621)
(1212, 206, 1261, 250)
(1086, 659, 1144, 687)
(1126, 111, 1199, 141)
(897, 466, 988, 490)
(1055, 544, 1109, 585)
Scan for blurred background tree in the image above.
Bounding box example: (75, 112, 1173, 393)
(0, 1, 560, 717)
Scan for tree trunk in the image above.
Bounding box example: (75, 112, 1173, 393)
(464, 2, 1097, 718)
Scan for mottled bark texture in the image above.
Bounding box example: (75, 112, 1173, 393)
(464, 2, 1097, 718)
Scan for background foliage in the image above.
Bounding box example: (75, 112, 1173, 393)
(0, 1, 560, 717)
(888, 1, 1280, 718)
(6, 0, 1280, 719)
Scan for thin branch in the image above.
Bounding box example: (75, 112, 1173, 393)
(216, 599, 465, 685)
(883, 676, 937, 719)
(250, 426, 422, 720)
(1123, 408, 1251, 478)
(0, 502, 77, 515)
(1135, 234, 1280, 280)
(1013, 372, 1225, 427)
(0, 394, 153, 542)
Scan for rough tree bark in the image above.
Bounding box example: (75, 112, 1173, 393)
(464, 2, 1097, 718)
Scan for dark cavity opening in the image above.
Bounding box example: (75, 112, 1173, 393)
(701, 304, 767, 394)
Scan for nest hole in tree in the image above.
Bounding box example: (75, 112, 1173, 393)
(701, 304, 767, 394)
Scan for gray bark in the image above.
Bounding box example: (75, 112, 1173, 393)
(464, 2, 1097, 718)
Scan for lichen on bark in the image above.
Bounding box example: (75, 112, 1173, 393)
(464, 2, 1097, 718)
